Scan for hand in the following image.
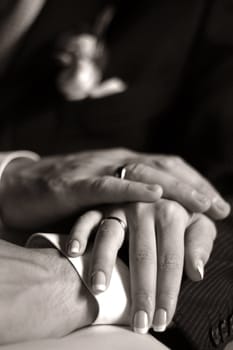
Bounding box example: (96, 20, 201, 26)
(0, 149, 162, 229)
(127, 201, 216, 333)
(0, 149, 229, 230)
(66, 200, 216, 334)
(120, 155, 230, 220)
(63, 153, 224, 334)
(0, 239, 98, 345)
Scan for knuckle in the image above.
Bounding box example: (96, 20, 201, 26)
(133, 290, 155, 309)
(154, 157, 169, 168)
(127, 203, 151, 231)
(84, 210, 102, 222)
(158, 253, 182, 271)
(91, 176, 110, 192)
(196, 182, 209, 194)
(97, 222, 124, 250)
(194, 179, 213, 196)
(99, 224, 115, 240)
(172, 181, 196, 200)
(157, 290, 177, 306)
(132, 202, 149, 216)
(156, 200, 184, 222)
(126, 163, 145, 179)
(124, 181, 134, 194)
(172, 179, 184, 192)
(48, 176, 67, 194)
(135, 245, 155, 265)
(170, 156, 184, 165)
(156, 156, 184, 169)
(107, 147, 132, 159)
(116, 147, 133, 157)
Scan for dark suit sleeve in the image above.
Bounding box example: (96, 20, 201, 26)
(172, 212, 233, 350)
(154, 2, 233, 349)
(179, 0, 233, 177)
(152, 193, 233, 350)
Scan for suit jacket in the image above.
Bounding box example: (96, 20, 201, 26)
(1, 0, 233, 348)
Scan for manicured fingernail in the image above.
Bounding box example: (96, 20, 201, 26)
(192, 191, 210, 207)
(91, 271, 106, 293)
(133, 310, 149, 334)
(153, 309, 167, 332)
(212, 198, 231, 214)
(68, 240, 80, 256)
(196, 260, 204, 280)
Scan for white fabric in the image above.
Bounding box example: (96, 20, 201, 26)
(0, 326, 169, 350)
(0, 151, 40, 181)
(27, 233, 131, 326)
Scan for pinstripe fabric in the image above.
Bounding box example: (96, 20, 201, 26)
(155, 197, 233, 350)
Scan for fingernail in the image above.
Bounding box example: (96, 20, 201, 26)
(153, 309, 167, 332)
(68, 240, 80, 256)
(192, 191, 210, 207)
(91, 271, 106, 293)
(133, 310, 149, 334)
(212, 198, 231, 214)
(196, 260, 204, 280)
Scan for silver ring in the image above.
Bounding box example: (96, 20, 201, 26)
(114, 166, 127, 179)
(100, 216, 127, 232)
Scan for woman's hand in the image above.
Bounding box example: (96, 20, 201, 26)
(127, 201, 216, 333)
(66, 201, 216, 334)
(0, 148, 229, 230)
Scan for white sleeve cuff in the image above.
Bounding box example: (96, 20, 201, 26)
(0, 150, 40, 181)
(27, 233, 131, 326)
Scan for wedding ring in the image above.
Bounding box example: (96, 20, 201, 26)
(114, 166, 127, 179)
(100, 216, 127, 232)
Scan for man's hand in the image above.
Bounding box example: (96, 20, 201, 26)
(0, 239, 97, 345)
(0, 149, 229, 230)
(0, 149, 162, 230)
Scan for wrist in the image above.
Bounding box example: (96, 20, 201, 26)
(28, 233, 131, 328)
(49, 250, 98, 332)
(29, 242, 98, 335)
(0, 242, 98, 345)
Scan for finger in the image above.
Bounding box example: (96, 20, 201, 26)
(128, 203, 156, 334)
(75, 176, 162, 207)
(153, 200, 189, 332)
(66, 210, 103, 257)
(125, 163, 211, 214)
(151, 156, 231, 220)
(89, 209, 126, 294)
(184, 213, 217, 281)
